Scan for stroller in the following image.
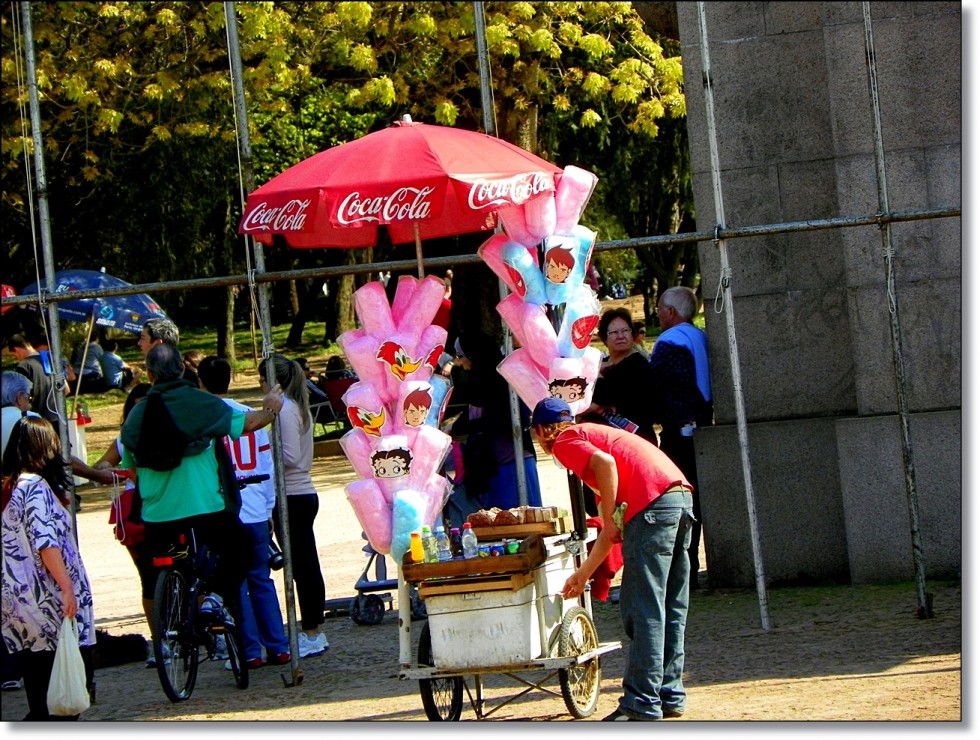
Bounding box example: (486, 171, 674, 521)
(345, 534, 427, 625)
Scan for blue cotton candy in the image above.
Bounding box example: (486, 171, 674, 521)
(390, 488, 428, 563)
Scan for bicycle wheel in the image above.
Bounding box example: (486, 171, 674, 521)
(417, 622, 463, 721)
(558, 606, 601, 719)
(222, 624, 249, 690)
(153, 567, 199, 703)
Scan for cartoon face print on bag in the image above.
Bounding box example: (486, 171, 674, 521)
(544, 246, 575, 284)
(549, 376, 588, 405)
(403, 388, 432, 427)
(371, 448, 413, 479)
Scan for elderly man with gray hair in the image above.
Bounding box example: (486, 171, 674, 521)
(119, 343, 284, 628)
(650, 286, 714, 590)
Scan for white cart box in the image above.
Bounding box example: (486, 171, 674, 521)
(426, 583, 542, 670)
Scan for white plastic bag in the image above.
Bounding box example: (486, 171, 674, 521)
(47, 616, 90, 716)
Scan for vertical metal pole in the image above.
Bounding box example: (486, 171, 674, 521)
(224, 1, 304, 681)
(20, 1, 74, 519)
(474, 0, 529, 506)
(861, 3, 930, 618)
(696, 2, 770, 631)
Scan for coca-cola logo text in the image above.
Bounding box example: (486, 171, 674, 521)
(467, 172, 554, 210)
(337, 187, 435, 225)
(241, 199, 313, 233)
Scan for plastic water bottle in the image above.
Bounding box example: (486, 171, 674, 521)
(420, 526, 438, 563)
(449, 527, 463, 559)
(434, 525, 452, 562)
(461, 522, 479, 560)
(409, 531, 424, 563)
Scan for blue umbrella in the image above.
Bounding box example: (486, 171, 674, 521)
(21, 269, 168, 334)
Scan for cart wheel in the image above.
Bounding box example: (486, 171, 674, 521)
(418, 622, 463, 721)
(558, 606, 601, 719)
(410, 589, 428, 621)
(350, 594, 385, 625)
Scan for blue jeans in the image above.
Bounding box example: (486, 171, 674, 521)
(618, 491, 695, 720)
(239, 521, 289, 661)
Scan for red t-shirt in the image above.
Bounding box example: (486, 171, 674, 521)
(551, 423, 690, 525)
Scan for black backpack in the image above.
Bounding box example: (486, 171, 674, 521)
(135, 393, 188, 472)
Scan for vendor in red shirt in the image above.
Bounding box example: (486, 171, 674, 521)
(529, 397, 696, 722)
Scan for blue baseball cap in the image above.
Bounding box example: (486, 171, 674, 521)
(531, 397, 574, 426)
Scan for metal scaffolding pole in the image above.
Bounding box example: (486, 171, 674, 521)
(224, 0, 304, 683)
(861, 2, 931, 619)
(696, 1, 771, 632)
(19, 1, 75, 526)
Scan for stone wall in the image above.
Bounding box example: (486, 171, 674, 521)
(675, 2, 961, 587)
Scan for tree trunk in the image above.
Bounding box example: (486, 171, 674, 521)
(218, 285, 237, 363)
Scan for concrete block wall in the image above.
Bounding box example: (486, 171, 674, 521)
(676, 2, 961, 587)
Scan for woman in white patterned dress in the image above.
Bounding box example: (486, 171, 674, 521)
(2, 416, 95, 721)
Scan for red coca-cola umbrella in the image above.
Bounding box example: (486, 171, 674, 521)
(238, 116, 564, 272)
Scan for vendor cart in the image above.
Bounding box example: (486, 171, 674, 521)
(397, 506, 620, 721)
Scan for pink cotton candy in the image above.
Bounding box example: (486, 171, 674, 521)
(554, 165, 599, 234)
(390, 275, 419, 320)
(520, 303, 561, 370)
(407, 424, 452, 488)
(497, 205, 539, 247)
(497, 348, 550, 411)
(345, 479, 392, 555)
(340, 429, 382, 488)
(339, 331, 389, 401)
(479, 233, 528, 298)
(353, 280, 396, 337)
(557, 284, 601, 357)
(495, 293, 529, 346)
(524, 192, 557, 241)
(421, 474, 453, 531)
(395, 275, 446, 334)
(415, 324, 448, 377)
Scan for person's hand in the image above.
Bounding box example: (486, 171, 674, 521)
(262, 383, 284, 414)
(61, 589, 78, 619)
(561, 570, 589, 600)
(91, 468, 118, 486)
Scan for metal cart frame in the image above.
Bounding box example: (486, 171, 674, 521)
(396, 522, 620, 721)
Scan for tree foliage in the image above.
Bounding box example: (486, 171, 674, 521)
(2, 1, 692, 338)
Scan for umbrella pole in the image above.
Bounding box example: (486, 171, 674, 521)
(70, 311, 96, 418)
(413, 223, 424, 279)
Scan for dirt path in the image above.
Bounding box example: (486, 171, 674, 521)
(2, 378, 961, 723)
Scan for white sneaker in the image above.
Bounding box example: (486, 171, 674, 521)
(297, 631, 328, 658)
(212, 634, 228, 661)
(146, 643, 171, 668)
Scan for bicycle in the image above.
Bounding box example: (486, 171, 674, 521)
(150, 474, 268, 703)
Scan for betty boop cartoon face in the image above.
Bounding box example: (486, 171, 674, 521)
(371, 448, 413, 478)
(549, 377, 588, 404)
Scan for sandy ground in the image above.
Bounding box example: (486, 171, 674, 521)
(0, 374, 962, 726)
